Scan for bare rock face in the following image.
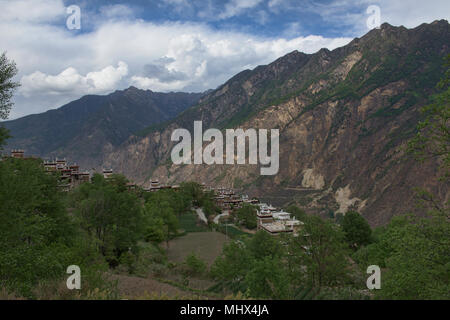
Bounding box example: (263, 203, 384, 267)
(105, 20, 450, 226)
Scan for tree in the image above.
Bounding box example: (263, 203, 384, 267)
(143, 191, 180, 248)
(236, 203, 257, 229)
(72, 174, 143, 267)
(180, 182, 203, 207)
(0, 158, 77, 296)
(286, 205, 307, 221)
(372, 212, 450, 300)
(288, 215, 351, 290)
(245, 256, 290, 299)
(211, 240, 253, 293)
(247, 230, 284, 260)
(0, 52, 20, 147)
(341, 211, 372, 250)
(211, 231, 288, 298)
(184, 252, 207, 276)
(143, 214, 166, 243)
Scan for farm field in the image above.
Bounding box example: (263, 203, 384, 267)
(165, 232, 229, 266)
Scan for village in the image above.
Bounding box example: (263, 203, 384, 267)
(2, 149, 303, 237)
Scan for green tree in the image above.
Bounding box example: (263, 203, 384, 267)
(143, 214, 166, 243)
(143, 191, 180, 248)
(0, 158, 89, 297)
(245, 256, 290, 299)
(236, 203, 257, 229)
(341, 211, 372, 250)
(72, 174, 143, 267)
(184, 252, 207, 276)
(286, 205, 307, 221)
(247, 230, 284, 260)
(288, 215, 351, 290)
(375, 212, 449, 299)
(211, 231, 287, 298)
(180, 182, 203, 207)
(211, 240, 253, 293)
(0, 52, 20, 147)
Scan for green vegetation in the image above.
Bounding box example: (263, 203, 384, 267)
(352, 208, 450, 299)
(235, 203, 257, 229)
(0, 158, 111, 298)
(408, 54, 450, 179)
(0, 157, 218, 299)
(0, 52, 20, 148)
(179, 181, 220, 217)
(178, 213, 209, 233)
(183, 253, 207, 276)
(285, 205, 307, 221)
(341, 211, 373, 250)
(288, 216, 353, 291)
(211, 227, 355, 299)
(215, 224, 251, 239)
(71, 174, 144, 267)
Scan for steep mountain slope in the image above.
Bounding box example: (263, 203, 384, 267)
(104, 21, 450, 226)
(3, 87, 203, 168)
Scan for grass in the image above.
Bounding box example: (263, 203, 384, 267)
(166, 232, 229, 266)
(215, 224, 252, 239)
(178, 213, 209, 233)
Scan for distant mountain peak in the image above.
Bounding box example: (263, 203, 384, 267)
(126, 86, 140, 91)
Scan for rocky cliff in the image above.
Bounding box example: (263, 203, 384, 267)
(104, 21, 449, 225)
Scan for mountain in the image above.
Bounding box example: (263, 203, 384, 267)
(2, 87, 204, 168)
(103, 20, 450, 226)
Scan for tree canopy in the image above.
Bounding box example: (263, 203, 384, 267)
(341, 211, 372, 250)
(0, 52, 20, 148)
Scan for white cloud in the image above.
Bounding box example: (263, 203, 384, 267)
(1, 0, 449, 119)
(0, 0, 65, 23)
(0, 1, 353, 118)
(130, 31, 351, 91)
(20, 62, 129, 97)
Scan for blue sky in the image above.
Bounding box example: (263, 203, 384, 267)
(0, 0, 449, 119)
(61, 0, 372, 38)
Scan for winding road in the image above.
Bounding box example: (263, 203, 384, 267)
(195, 208, 208, 224)
(213, 210, 230, 224)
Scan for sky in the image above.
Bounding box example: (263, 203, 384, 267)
(0, 0, 449, 119)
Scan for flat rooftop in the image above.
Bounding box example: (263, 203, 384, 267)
(261, 221, 292, 234)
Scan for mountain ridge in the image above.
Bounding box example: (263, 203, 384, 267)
(103, 20, 450, 226)
(2, 88, 205, 168)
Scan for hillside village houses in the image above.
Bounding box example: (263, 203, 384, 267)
(3, 149, 304, 236)
(257, 203, 303, 236)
